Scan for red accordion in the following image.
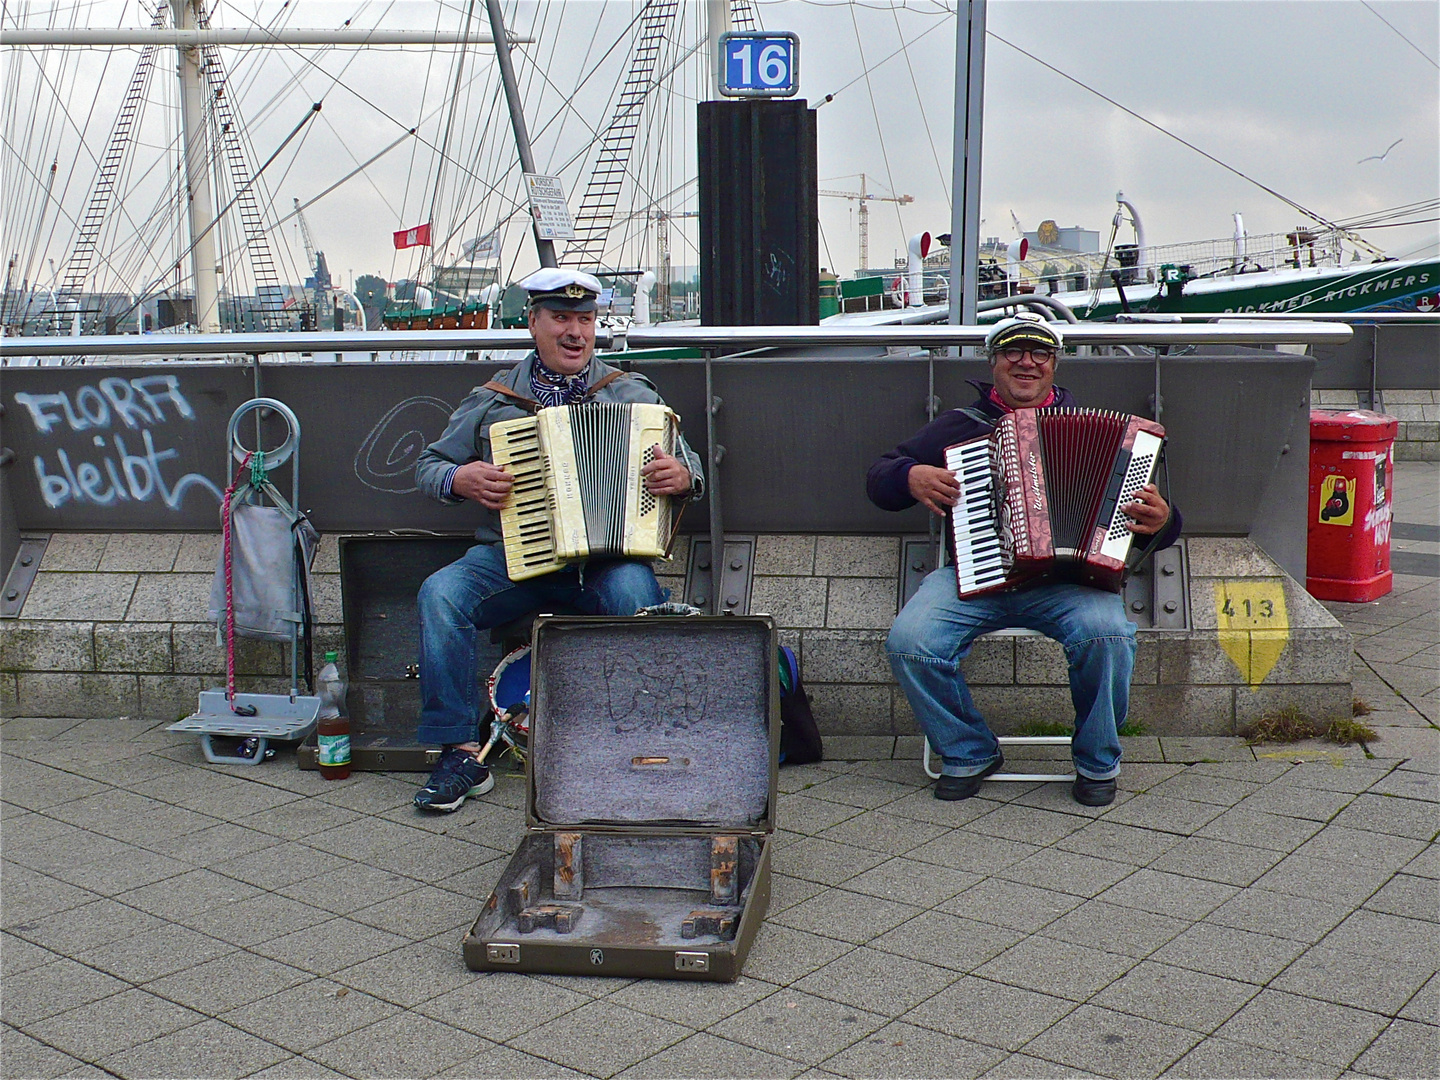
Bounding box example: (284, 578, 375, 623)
(944, 408, 1167, 597)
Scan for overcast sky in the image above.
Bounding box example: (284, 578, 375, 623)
(3, 0, 1436, 290)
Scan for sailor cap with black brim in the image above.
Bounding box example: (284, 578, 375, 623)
(519, 268, 604, 312)
(985, 312, 1065, 354)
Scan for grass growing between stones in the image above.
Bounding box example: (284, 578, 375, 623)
(1240, 706, 1377, 746)
(1017, 720, 1074, 737)
(1324, 716, 1379, 745)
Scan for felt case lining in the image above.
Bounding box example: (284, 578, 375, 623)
(531, 620, 772, 826)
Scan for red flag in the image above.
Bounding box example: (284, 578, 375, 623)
(393, 223, 432, 249)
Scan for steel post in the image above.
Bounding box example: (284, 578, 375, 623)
(485, 0, 556, 268)
(705, 349, 725, 615)
(948, 0, 986, 333)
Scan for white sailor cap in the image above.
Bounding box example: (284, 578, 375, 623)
(519, 268, 604, 311)
(984, 311, 1064, 354)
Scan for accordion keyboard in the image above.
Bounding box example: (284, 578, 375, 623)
(489, 416, 565, 581)
(945, 438, 1008, 594)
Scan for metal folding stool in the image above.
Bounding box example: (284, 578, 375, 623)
(918, 629, 1076, 782)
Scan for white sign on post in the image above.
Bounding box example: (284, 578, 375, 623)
(524, 173, 577, 241)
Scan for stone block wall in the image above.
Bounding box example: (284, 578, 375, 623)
(1312, 389, 1439, 460)
(3, 532, 1353, 759)
(704, 533, 1353, 759)
(0, 532, 343, 722)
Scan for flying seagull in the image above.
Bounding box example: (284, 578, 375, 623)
(1358, 138, 1402, 164)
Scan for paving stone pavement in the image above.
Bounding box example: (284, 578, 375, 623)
(3, 463, 1436, 1079)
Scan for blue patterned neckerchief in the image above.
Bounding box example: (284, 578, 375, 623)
(530, 357, 589, 408)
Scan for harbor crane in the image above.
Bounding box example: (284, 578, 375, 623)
(818, 173, 913, 273)
(293, 197, 331, 326)
(653, 208, 698, 318)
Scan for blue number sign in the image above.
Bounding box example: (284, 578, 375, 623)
(719, 32, 799, 97)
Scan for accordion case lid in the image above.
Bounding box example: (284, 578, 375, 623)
(527, 616, 778, 831)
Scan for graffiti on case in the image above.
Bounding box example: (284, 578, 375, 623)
(12, 375, 223, 511)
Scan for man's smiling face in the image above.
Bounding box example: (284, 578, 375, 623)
(990, 344, 1058, 409)
(528, 306, 596, 375)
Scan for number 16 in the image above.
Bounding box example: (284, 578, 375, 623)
(731, 42, 788, 87)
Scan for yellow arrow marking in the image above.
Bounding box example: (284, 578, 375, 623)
(1214, 580, 1290, 688)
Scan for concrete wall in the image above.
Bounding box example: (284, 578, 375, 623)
(663, 534, 1352, 758)
(0, 532, 343, 723)
(1311, 388, 1440, 461)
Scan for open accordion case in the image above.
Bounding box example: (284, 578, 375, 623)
(464, 614, 778, 982)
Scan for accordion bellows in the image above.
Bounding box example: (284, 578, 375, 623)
(491, 402, 681, 581)
(945, 408, 1166, 597)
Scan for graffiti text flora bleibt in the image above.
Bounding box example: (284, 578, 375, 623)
(13, 375, 223, 511)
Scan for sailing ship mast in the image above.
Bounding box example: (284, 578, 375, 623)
(7, 7, 518, 333)
(173, 0, 219, 330)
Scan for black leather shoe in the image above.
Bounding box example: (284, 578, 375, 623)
(934, 754, 1004, 801)
(1072, 775, 1117, 806)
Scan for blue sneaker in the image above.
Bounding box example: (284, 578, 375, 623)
(413, 746, 495, 812)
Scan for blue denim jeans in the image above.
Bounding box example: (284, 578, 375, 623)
(416, 543, 664, 746)
(887, 569, 1135, 781)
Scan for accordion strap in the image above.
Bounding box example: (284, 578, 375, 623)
(483, 371, 631, 412)
(584, 370, 630, 399)
(955, 407, 995, 429)
(482, 381, 540, 413)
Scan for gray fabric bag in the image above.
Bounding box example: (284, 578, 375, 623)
(208, 500, 319, 641)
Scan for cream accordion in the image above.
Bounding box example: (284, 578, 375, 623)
(945, 408, 1166, 597)
(489, 401, 682, 581)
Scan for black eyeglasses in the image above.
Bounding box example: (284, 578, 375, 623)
(997, 346, 1057, 365)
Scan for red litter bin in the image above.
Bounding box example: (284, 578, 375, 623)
(1307, 409, 1397, 602)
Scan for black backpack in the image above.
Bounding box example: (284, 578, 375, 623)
(778, 645, 823, 765)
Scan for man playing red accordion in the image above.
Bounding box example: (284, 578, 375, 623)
(867, 313, 1180, 805)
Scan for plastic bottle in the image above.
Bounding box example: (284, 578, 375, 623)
(315, 650, 351, 779)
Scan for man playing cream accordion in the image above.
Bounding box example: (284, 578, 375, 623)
(411, 268, 704, 812)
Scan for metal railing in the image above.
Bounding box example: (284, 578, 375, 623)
(0, 320, 1353, 364)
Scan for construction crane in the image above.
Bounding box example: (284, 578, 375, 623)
(293, 197, 331, 326)
(817, 173, 914, 273)
(653, 208, 698, 319)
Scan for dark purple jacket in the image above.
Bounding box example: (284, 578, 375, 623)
(866, 382, 1182, 553)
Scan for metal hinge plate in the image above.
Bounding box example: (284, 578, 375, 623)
(900, 536, 938, 610)
(1, 536, 49, 619)
(486, 943, 521, 964)
(1150, 539, 1189, 630)
(674, 951, 710, 973)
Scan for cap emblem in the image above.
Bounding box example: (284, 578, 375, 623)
(564, 284, 586, 298)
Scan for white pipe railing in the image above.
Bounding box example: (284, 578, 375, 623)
(0, 321, 1353, 363)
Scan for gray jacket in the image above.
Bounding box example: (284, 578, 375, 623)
(414, 351, 705, 544)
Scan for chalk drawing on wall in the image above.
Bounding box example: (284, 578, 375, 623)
(353, 396, 454, 494)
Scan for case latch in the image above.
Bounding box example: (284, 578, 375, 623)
(674, 951, 710, 973)
(486, 943, 521, 964)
